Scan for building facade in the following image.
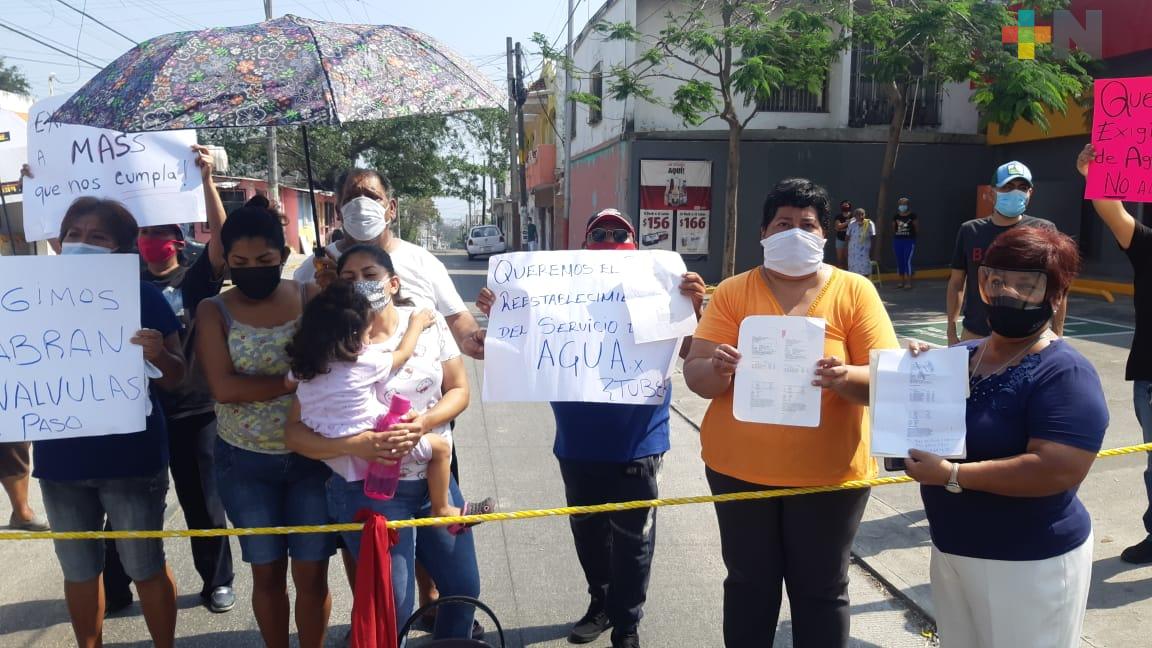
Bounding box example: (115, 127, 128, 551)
(523, 62, 564, 250)
(562, 0, 1141, 284)
(191, 175, 338, 253)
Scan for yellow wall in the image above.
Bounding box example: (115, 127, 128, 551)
(987, 102, 1089, 144)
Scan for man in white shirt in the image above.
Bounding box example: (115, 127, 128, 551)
(296, 169, 485, 359)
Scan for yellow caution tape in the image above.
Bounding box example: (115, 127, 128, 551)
(5, 443, 1151, 542)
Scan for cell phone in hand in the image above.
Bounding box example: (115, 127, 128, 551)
(883, 457, 907, 472)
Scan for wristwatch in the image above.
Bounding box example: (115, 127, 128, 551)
(945, 462, 963, 494)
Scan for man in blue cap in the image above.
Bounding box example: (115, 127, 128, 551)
(946, 161, 1066, 345)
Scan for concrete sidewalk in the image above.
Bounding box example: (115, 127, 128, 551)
(673, 279, 1152, 648)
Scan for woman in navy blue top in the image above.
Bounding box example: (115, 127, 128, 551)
(34, 197, 186, 648)
(905, 226, 1108, 648)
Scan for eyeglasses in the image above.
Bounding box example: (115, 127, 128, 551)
(588, 228, 632, 244)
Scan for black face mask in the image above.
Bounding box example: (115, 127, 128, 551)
(985, 300, 1053, 339)
(230, 265, 282, 300)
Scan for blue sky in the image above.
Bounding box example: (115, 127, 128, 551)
(5, 0, 595, 222)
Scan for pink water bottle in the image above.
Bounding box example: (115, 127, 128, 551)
(363, 395, 411, 501)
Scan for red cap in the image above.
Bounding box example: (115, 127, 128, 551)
(585, 208, 637, 250)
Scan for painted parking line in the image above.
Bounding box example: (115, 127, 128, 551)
(893, 316, 1133, 345)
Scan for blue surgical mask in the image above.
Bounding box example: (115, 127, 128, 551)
(995, 190, 1029, 217)
(61, 242, 113, 255)
(898, 205, 909, 213)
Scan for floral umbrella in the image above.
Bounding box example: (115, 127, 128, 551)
(50, 14, 504, 131)
(49, 14, 504, 250)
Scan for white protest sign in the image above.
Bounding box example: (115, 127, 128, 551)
(23, 94, 204, 241)
(0, 108, 28, 203)
(622, 251, 697, 344)
(483, 250, 680, 404)
(0, 255, 148, 442)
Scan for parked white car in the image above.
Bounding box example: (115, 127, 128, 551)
(466, 225, 506, 260)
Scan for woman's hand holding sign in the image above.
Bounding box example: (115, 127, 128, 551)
(131, 327, 185, 391)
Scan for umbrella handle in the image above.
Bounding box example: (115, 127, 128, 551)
(300, 124, 324, 253)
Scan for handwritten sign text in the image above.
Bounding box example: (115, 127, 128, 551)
(1087, 77, 1152, 201)
(482, 251, 681, 404)
(23, 94, 205, 241)
(0, 255, 148, 441)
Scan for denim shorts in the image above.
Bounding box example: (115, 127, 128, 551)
(39, 471, 169, 583)
(327, 474, 480, 638)
(214, 437, 335, 565)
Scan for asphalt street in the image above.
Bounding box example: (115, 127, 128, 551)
(0, 250, 943, 647)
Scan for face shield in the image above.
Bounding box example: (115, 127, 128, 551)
(978, 266, 1048, 309)
(978, 266, 1054, 338)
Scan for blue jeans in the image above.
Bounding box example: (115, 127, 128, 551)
(894, 238, 916, 276)
(214, 438, 335, 565)
(1135, 381, 1152, 536)
(327, 474, 480, 639)
(39, 471, 168, 583)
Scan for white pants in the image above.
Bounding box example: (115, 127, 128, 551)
(931, 535, 1093, 648)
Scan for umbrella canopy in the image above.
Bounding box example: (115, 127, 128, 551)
(50, 14, 504, 132)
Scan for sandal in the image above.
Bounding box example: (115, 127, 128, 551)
(447, 497, 497, 536)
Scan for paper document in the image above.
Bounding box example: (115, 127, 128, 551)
(870, 348, 968, 458)
(732, 316, 825, 427)
(621, 251, 697, 344)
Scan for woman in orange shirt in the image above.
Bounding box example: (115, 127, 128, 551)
(684, 178, 898, 648)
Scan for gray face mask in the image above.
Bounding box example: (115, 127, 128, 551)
(353, 279, 392, 311)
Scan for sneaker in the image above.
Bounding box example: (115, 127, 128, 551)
(205, 586, 236, 613)
(1121, 537, 1152, 564)
(447, 497, 498, 536)
(568, 604, 611, 644)
(612, 630, 641, 648)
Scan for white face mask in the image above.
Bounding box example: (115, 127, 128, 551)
(61, 242, 114, 255)
(341, 197, 390, 241)
(761, 228, 826, 277)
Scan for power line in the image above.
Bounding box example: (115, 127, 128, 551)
(0, 53, 79, 66)
(0, 24, 103, 68)
(523, 0, 584, 82)
(9, 22, 109, 63)
(53, 0, 139, 45)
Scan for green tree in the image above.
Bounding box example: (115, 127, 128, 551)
(445, 108, 510, 223)
(539, 0, 846, 277)
(396, 196, 441, 244)
(0, 58, 30, 96)
(199, 116, 454, 197)
(440, 154, 486, 224)
(851, 0, 1091, 257)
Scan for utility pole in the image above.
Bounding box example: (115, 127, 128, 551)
(48, 73, 57, 96)
(505, 37, 518, 243)
(264, 0, 281, 221)
(514, 42, 528, 252)
(563, 0, 574, 250)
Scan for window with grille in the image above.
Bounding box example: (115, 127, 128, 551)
(219, 189, 247, 219)
(756, 81, 829, 113)
(589, 63, 603, 125)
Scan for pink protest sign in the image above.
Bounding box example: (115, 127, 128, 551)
(1087, 77, 1152, 200)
